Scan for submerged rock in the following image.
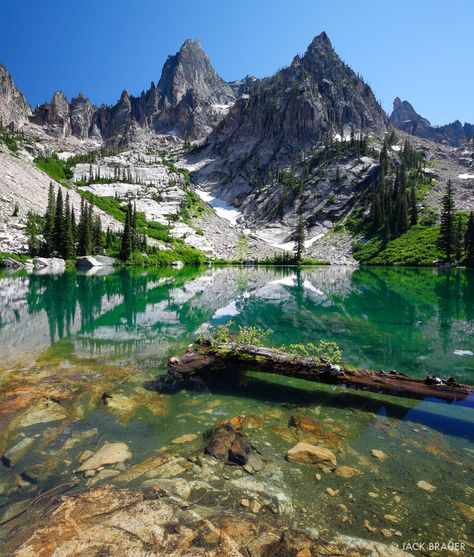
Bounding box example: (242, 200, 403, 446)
(204, 418, 252, 466)
(76, 442, 132, 473)
(371, 449, 388, 461)
(335, 465, 359, 479)
(1, 437, 35, 467)
(18, 399, 67, 428)
(171, 433, 199, 444)
(289, 414, 320, 432)
(286, 442, 337, 471)
(416, 480, 436, 493)
(143, 478, 192, 500)
(4, 484, 400, 557)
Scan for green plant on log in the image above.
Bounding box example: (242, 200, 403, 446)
(285, 340, 343, 364)
(210, 321, 234, 347)
(235, 326, 272, 346)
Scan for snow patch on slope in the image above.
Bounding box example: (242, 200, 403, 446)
(195, 189, 241, 225)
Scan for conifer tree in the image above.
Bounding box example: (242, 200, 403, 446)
(71, 207, 77, 245)
(63, 193, 75, 259)
(379, 142, 389, 174)
(54, 188, 64, 256)
(394, 165, 408, 236)
(43, 182, 56, 256)
(105, 227, 113, 249)
(131, 202, 138, 251)
(120, 202, 133, 261)
(438, 180, 455, 262)
(465, 211, 474, 267)
(454, 213, 463, 263)
(295, 213, 305, 263)
(371, 168, 386, 230)
(409, 177, 418, 226)
(92, 214, 103, 254)
(78, 198, 92, 255)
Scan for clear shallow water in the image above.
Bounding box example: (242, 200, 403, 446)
(0, 266, 473, 548)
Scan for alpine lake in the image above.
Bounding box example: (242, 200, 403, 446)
(0, 265, 473, 555)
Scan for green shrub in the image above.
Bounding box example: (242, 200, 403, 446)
(354, 225, 442, 266)
(235, 326, 272, 346)
(210, 321, 233, 347)
(285, 340, 343, 363)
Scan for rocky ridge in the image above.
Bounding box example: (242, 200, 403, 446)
(390, 97, 474, 147)
(29, 40, 238, 143)
(189, 32, 389, 249)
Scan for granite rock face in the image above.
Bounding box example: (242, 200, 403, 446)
(157, 39, 234, 107)
(70, 93, 98, 139)
(30, 91, 71, 138)
(192, 33, 387, 238)
(389, 97, 474, 147)
(206, 32, 388, 159)
(0, 64, 31, 128)
(28, 40, 237, 142)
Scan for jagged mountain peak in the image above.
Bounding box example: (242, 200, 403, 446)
(0, 63, 31, 127)
(180, 38, 202, 52)
(390, 97, 474, 146)
(390, 97, 430, 127)
(306, 31, 333, 52)
(157, 38, 235, 107)
(119, 89, 131, 102)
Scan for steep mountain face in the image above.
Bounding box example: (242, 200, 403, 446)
(0, 64, 31, 127)
(157, 39, 234, 107)
(30, 91, 72, 138)
(228, 75, 259, 96)
(193, 32, 388, 229)
(390, 97, 474, 147)
(201, 33, 387, 176)
(28, 40, 236, 143)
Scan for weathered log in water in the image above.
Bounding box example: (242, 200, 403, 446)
(168, 341, 474, 403)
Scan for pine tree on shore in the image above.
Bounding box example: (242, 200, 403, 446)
(295, 213, 305, 263)
(78, 198, 92, 255)
(54, 188, 64, 256)
(120, 202, 133, 261)
(63, 193, 75, 259)
(92, 214, 103, 254)
(464, 211, 474, 267)
(454, 213, 464, 263)
(43, 182, 56, 256)
(438, 180, 455, 262)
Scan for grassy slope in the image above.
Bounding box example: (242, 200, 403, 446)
(354, 225, 442, 266)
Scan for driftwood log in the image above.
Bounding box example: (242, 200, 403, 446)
(167, 340, 474, 403)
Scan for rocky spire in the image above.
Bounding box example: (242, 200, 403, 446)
(0, 63, 31, 128)
(30, 91, 71, 138)
(157, 39, 235, 106)
(70, 93, 96, 139)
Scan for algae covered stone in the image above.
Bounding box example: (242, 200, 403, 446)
(76, 442, 132, 472)
(286, 442, 337, 470)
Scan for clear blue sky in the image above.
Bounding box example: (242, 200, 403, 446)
(2, 0, 473, 125)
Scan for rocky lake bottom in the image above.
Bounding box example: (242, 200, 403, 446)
(0, 265, 472, 556)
